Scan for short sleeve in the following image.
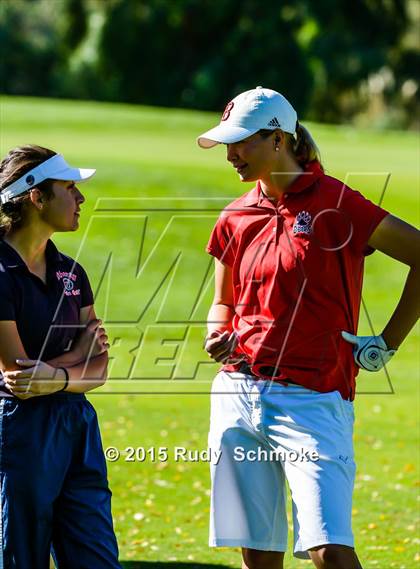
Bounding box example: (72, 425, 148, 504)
(77, 264, 94, 308)
(206, 213, 236, 267)
(0, 269, 16, 321)
(340, 187, 389, 256)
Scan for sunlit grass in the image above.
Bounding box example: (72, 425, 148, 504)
(1, 96, 418, 567)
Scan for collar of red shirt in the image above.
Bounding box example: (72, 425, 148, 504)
(242, 160, 324, 207)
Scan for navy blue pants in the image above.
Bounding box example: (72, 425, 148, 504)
(0, 393, 120, 569)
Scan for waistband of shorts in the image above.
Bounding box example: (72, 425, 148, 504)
(220, 362, 354, 403)
(0, 392, 87, 403)
(237, 362, 299, 385)
(46, 392, 87, 401)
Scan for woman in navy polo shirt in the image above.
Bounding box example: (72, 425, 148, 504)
(0, 145, 120, 568)
(198, 88, 419, 569)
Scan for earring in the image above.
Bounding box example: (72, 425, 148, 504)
(275, 147, 279, 152)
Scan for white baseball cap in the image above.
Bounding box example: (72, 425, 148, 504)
(0, 154, 96, 205)
(197, 86, 298, 149)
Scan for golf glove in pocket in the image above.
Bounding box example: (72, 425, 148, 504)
(341, 331, 397, 372)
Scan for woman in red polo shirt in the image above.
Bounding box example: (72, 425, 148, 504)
(198, 87, 419, 569)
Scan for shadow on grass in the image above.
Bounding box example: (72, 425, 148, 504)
(121, 563, 232, 568)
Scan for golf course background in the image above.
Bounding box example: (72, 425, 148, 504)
(1, 96, 418, 568)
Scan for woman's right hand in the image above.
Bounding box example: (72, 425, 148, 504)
(73, 319, 110, 360)
(204, 330, 242, 363)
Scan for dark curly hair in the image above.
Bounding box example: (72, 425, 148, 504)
(0, 145, 57, 237)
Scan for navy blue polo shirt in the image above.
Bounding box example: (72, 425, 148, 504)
(0, 239, 94, 393)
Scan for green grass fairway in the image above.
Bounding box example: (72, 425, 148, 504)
(1, 96, 419, 568)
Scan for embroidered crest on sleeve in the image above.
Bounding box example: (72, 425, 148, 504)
(293, 211, 312, 235)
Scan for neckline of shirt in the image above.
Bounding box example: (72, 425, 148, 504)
(243, 160, 324, 208)
(0, 239, 64, 270)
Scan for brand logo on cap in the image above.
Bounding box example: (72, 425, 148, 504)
(221, 101, 234, 121)
(26, 175, 35, 186)
(267, 117, 281, 127)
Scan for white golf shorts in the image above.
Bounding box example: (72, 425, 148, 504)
(208, 371, 356, 559)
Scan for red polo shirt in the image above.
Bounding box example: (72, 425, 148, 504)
(206, 161, 389, 400)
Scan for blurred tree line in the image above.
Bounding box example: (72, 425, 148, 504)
(1, 0, 418, 127)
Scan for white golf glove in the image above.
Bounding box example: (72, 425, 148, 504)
(341, 331, 397, 372)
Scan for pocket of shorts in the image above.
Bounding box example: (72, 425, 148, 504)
(332, 390, 355, 423)
(211, 371, 227, 394)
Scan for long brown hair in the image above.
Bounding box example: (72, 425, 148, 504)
(0, 145, 56, 237)
(260, 123, 323, 169)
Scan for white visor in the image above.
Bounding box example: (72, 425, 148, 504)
(0, 154, 96, 205)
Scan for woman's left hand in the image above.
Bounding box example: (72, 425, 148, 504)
(3, 359, 66, 399)
(341, 331, 397, 371)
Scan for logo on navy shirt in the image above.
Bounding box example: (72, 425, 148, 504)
(293, 211, 312, 235)
(63, 277, 74, 292)
(56, 271, 81, 296)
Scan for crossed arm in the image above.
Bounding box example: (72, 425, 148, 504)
(0, 305, 110, 399)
